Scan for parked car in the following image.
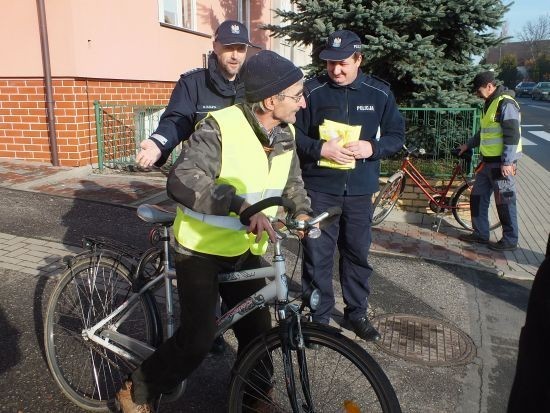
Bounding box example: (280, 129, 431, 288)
(531, 82, 550, 101)
(514, 81, 536, 97)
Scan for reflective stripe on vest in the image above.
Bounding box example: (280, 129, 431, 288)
(173, 106, 294, 257)
(480, 95, 522, 157)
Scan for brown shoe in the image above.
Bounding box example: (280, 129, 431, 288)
(115, 380, 154, 413)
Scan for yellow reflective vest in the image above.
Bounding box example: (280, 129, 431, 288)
(173, 106, 294, 257)
(480, 95, 522, 157)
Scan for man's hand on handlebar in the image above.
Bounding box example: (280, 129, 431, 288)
(239, 197, 338, 243)
(239, 202, 277, 243)
(293, 213, 315, 239)
(457, 144, 469, 156)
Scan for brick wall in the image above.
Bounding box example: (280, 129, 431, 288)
(379, 176, 464, 215)
(0, 78, 174, 166)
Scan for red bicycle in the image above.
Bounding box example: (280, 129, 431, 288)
(372, 145, 501, 231)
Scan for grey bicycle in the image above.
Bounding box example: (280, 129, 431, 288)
(44, 197, 401, 412)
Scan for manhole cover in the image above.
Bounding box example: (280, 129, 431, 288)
(371, 314, 476, 366)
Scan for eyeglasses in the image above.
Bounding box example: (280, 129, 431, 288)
(277, 92, 304, 103)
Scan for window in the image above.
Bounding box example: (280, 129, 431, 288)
(158, 0, 196, 30)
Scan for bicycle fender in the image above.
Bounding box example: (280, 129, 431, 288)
(386, 170, 405, 183)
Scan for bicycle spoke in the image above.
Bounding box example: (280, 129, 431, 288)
(230, 325, 399, 412)
(45, 256, 156, 410)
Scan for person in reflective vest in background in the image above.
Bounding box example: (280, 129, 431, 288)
(115, 50, 312, 412)
(458, 70, 522, 251)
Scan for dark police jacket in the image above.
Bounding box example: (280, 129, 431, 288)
(295, 70, 405, 195)
(151, 53, 245, 166)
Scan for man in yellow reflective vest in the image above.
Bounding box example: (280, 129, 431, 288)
(458, 71, 521, 251)
(115, 50, 312, 412)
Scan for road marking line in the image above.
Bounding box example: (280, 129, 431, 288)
(521, 136, 536, 145)
(529, 105, 550, 111)
(521, 124, 543, 127)
(529, 131, 550, 142)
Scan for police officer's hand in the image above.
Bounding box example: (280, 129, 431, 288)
(320, 138, 355, 164)
(457, 144, 469, 156)
(344, 140, 373, 159)
(136, 139, 162, 168)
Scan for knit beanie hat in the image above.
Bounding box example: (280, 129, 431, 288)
(243, 50, 303, 102)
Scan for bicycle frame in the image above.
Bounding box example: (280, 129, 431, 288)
(81, 224, 178, 365)
(81, 228, 292, 367)
(399, 153, 470, 211)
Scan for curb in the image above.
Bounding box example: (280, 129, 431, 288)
(10, 164, 93, 190)
(370, 249, 505, 277)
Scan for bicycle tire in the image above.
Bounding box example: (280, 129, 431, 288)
(452, 181, 502, 231)
(228, 322, 401, 413)
(372, 173, 406, 226)
(44, 255, 159, 412)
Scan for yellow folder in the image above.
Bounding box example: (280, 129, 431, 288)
(318, 119, 362, 170)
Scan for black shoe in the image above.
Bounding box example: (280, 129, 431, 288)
(459, 233, 489, 244)
(488, 240, 518, 251)
(209, 335, 226, 354)
(348, 317, 381, 342)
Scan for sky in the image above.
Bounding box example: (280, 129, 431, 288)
(501, 0, 550, 40)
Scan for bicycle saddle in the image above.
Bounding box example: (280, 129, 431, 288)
(137, 204, 176, 224)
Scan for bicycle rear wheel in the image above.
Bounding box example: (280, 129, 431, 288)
(372, 173, 406, 226)
(228, 322, 401, 413)
(452, 181, 502, 231)
(44, 255, 158, 412)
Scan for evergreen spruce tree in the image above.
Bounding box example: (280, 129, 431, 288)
(266, 0, 509, 107)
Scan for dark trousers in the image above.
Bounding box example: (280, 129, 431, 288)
(301, 190, 374, 323)
(507, 235, 550, 411)
(131, 250, 272, 404)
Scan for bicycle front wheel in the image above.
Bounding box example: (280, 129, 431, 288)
(44, 255, 158, 412)
(372, 173, 406, 226)
(228, 322, 401, 413)
(452, 181, 502, 231)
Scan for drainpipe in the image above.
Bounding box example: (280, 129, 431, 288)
(36, 0, 59, 166)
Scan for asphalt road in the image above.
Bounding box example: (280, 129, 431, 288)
(0, 188, 533, 412)
(516, 96, 550, 171)
(0, 187, 153, 250)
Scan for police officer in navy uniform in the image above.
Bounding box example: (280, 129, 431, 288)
(295, 30, 405, 341)
(136, 20, 256, 168)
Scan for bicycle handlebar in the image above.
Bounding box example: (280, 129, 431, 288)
(451, 147, 473, 161)
(239, 196, 296, 226)
(404, 144, 473, 161)
(239, 196, 342, 234)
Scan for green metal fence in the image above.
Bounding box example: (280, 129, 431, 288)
(94, 101, 179, 170)
(380, 107, 481, 177)
(94, 101, 480, 176)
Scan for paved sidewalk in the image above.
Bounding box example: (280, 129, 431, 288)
(1, 156, 547, 279)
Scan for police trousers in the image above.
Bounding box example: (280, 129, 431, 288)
(301, 190, 374, 323)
